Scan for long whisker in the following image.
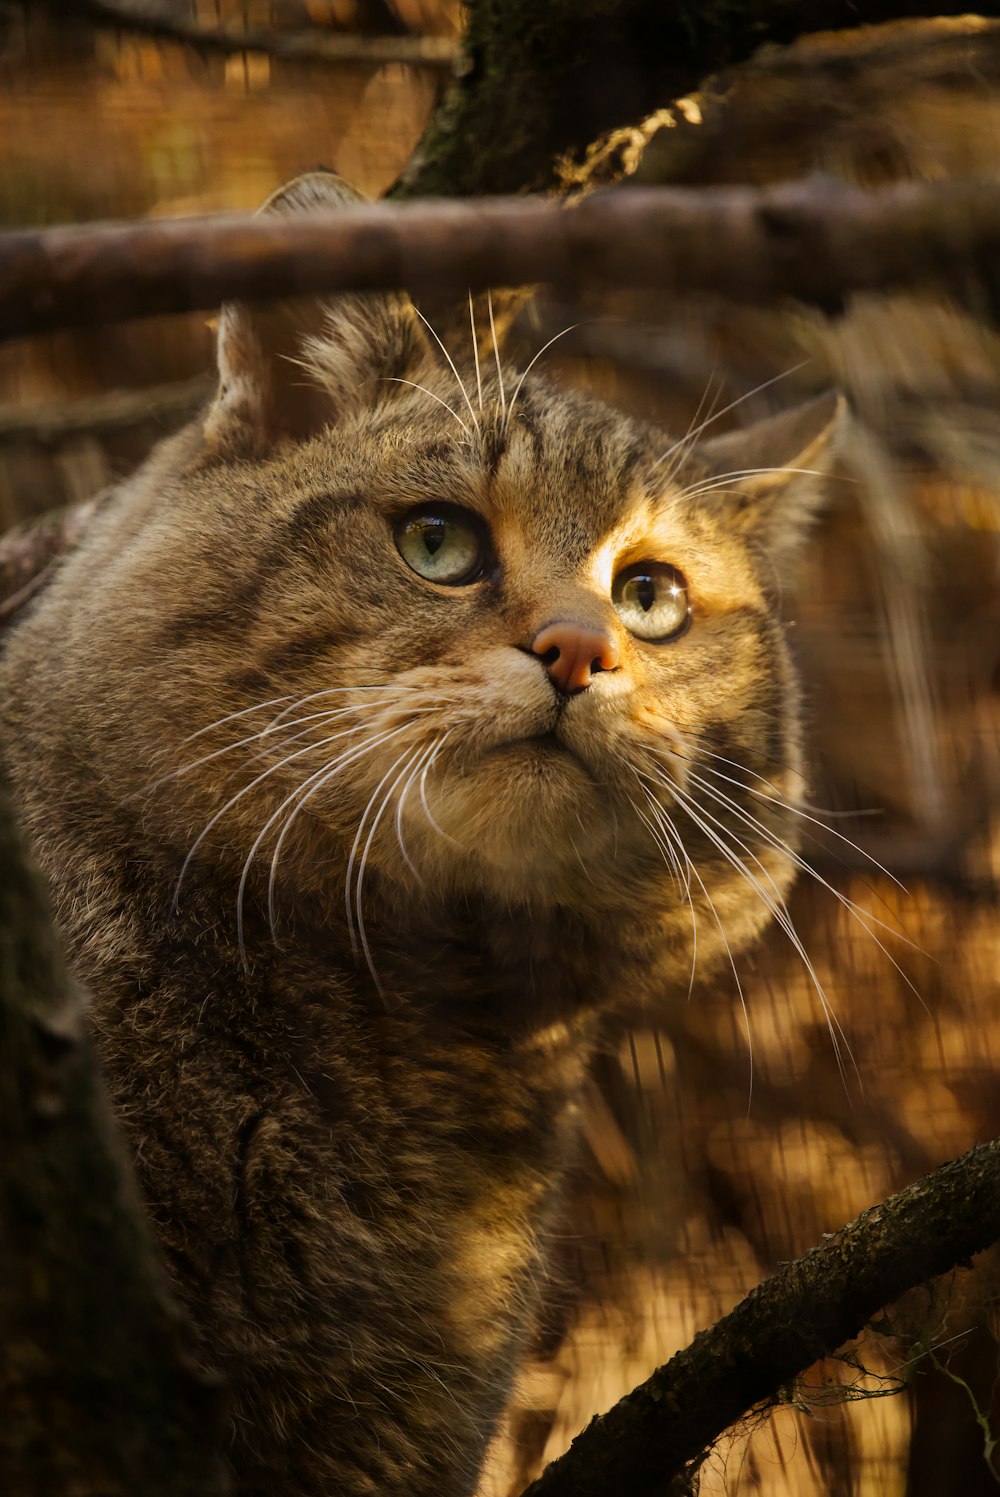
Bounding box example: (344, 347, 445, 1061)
(243, 712, 367, 770)
(505, 323, 581, 428)
(650, 766, 861, 1090)
(469, 292, 483, 414)
(631, 790, 686, 890)
(265, 705, 453, 941)
(628, 790, 698, 999)
(344, 744, 420, 969)
(693, 733, 882, 817)
(395, 740, 438, 885)
(173, 723, 367, 912)
(487, 291, 506, 425)
(662, 362, 727, 491)
(650, 362, 809, 476)
(253, 724, 414, 960)
(152, 681, 449, 793)
(268, 682, 453, 730)
(412, 307, 481, 438)
(675, 466, 830, 504)
(640, 781, 755, 1110)
(418, 734, 460, 847)
(384, 377, 472, 440)
(182, 695, 294, 744)
(354, 746, 428, 998)
(688, 748, 906, 889)
(146, 702, 385, 793)
(680, 763, 928, 1005)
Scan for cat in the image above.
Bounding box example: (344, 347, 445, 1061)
(0, 173, 841, 1496)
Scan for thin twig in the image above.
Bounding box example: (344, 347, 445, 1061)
(521, 1139, 1000, 1497)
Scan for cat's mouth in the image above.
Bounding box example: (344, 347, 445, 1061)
(496, 729, 593, 777)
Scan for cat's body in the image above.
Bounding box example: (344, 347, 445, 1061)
(0, 177, 839, 1495)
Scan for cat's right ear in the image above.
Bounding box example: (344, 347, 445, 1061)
(202, 172, 433, 459)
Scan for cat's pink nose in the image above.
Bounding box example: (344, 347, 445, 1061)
(531, 621, 619, 695)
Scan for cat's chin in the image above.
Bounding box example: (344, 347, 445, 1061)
(401, 736, 634, 909)
(489, 733, 596, 779)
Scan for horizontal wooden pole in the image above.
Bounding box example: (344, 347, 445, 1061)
(3, 179, 1000, 343)
(78, 0, 457, 68)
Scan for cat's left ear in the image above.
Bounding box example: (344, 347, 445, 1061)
(203, 171, 433, 458)
(695, 391, 846, 570)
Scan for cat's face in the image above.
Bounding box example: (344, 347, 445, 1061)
(174, 375, 813, 925)
(14, 176, 839, 991)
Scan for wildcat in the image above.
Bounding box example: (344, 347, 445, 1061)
(0, 174, 840, 1496)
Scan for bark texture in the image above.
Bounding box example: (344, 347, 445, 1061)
(397, 0, 1000, 197)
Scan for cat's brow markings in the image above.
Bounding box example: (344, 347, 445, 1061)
(285, 489, 366, 539)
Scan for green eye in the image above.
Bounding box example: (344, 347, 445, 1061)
(612, 562, 690, 642)
(394, 506, 488, 586)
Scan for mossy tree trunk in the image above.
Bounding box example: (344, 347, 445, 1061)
(397, 0, 1000, 197)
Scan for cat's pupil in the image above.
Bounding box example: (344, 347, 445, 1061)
(636, 576, 655, 613)
(423, 523, 445, 556)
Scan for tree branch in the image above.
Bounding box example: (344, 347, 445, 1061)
(520, 1140, 1000, 1497)
(5, 177, 1000, 343)
(0, 777, 229, 1493)
(69, 0, 457, 69)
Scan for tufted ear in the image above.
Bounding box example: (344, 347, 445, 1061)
(203, 171, 433, 458)
(695, 390, 846, 572)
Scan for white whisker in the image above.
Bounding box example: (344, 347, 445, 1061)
(681, 762, 928, 1008)
(268, 683, 456, 732)
(173, 722, 366, 913)
(640, 781, 754, 1111)
(469, 292, 483, 415)
(650, 363, 809, 477)
(688, 748, 907, 891)
(412, 307, 481, 438)
(487, 291, 506, 425)
(395, 740, 438, 885)
(655, 363, 725, 491)
(675, 466, 828, 504)
(650, 766, 861, 1091)
(146, 702, 384, 793)
(252, 724, 414, 961)
(628, 790, 698, 999)
(384, 377, 472, 440)
(353, 746, 427, 998)
(182, 695, 294, 744)
(506, 323, 581, 429)
(418, 734, 460, 848)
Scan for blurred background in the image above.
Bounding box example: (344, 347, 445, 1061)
(1, 5, 999, 1494)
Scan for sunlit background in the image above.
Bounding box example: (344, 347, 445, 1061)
(2, 6, 999, 1493)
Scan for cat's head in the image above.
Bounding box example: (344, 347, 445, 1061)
(36, 175, 843, 978)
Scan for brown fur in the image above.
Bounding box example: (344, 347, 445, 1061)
(0, 175, 839, 1496)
